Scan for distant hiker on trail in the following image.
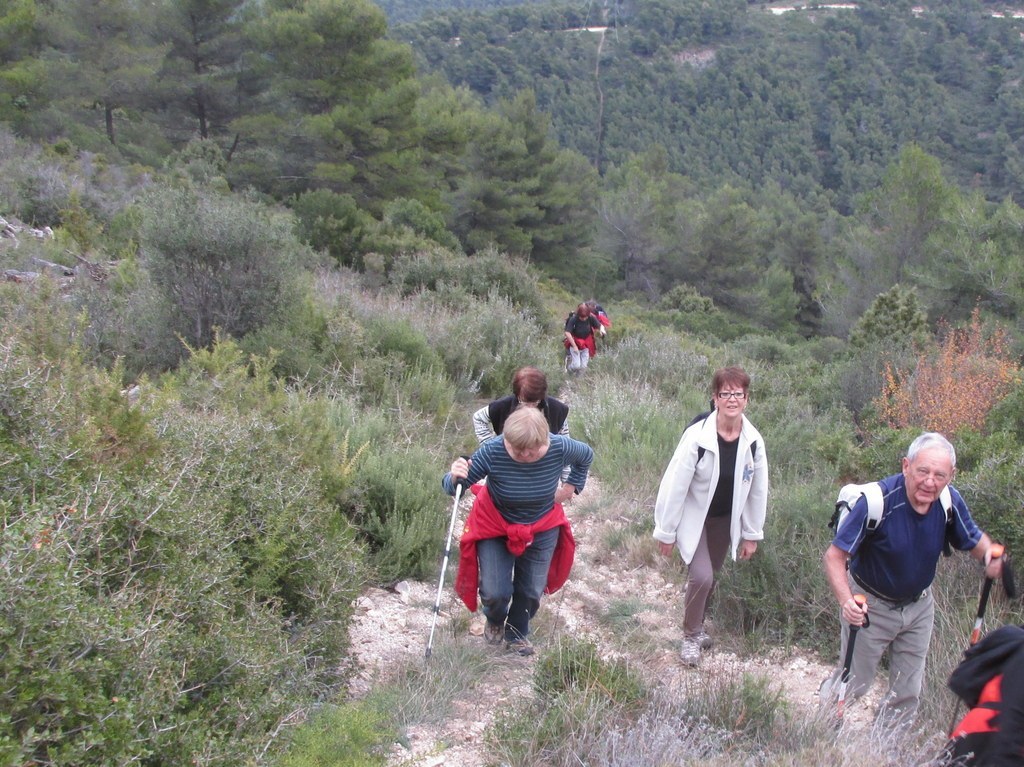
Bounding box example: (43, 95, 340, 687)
(939, 624, 1024, 766)
(442, 407, 593, 656)
(653, 366, 769, 667)
(564, 302, 602, 373)
(585, 300, 610, 337)
(822, 432, 1004, 726)
(472, 366, 569, 443)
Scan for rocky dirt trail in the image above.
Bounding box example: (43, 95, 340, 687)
(344, 475, 882, 766)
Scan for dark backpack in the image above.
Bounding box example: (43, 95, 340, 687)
(948, 624, 1024, 707)
(686, 410, 757, 464)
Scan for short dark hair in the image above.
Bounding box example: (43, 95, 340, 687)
(512, 367, 547, 403)
(710, 366, 751, 396)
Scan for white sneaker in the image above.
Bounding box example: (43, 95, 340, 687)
(680, 637, 700, 666)
(694, 630, 713, 650)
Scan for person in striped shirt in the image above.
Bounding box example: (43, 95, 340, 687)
(443, 407, 593, 655)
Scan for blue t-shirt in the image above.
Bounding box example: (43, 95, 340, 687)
(833, 473, 982, 602)
(442, 434, 594, 525)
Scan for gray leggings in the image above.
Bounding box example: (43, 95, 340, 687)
(683, 515, 732, 637)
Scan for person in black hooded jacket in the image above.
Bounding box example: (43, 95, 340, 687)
(940, 624, 1024, 766)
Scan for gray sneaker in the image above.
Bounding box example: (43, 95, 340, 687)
(694, 630, 713, 650)
(484, 620, 504, 646)
(680, 637, 701, 666)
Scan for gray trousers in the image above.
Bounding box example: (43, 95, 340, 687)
(567, 347, 590, 372)
(822, 573, 935, 724)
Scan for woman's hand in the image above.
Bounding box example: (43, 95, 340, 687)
(554, 483, 577, 505)
(738, 540, 758, 560)
(657, 541, 675, 557)
(450, 456, 470, 481)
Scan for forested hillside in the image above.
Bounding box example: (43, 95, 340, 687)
(396, 0, 1024, 210)
(3, 1, 1024, 763)
(377, 0, 552, 23)
(5, 0, 1024, 339)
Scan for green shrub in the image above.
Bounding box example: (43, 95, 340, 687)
(597, 333, 712, 402)
(715, 476, 839, 649)
(533, 638, 645, 706)
(568, 374, 688, 494)
(240, 290, 334, 381)
(488, 637, 647, 767)
(351, 447, 449, 583)
(292, 189, 375, 268)
(0, 324, 368, 766)
(954, 432, 1024, 557)
(677, 672, 789, 747)
(364, 315, 441, 369)
(425, 291, 549, 397)
(139, 183, 312, 351)
(276, 703, 392, 767)
(389, 245, 544, 319)
(383, 198, 462, 251)
(365, 640, 492, 729)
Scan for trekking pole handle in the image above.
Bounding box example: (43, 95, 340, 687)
(452, 454, 472, 492)
(852, 593, 869, 629)
(988, 543, 1005, 564)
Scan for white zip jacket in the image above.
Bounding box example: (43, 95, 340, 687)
(652, 410, 769, 564)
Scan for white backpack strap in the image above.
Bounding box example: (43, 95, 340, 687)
(939, 486, 953, 523)
(862, 482, 885, 531)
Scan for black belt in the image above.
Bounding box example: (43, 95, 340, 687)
(851, 571, 925, 608)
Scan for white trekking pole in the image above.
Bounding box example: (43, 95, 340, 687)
(426, 476, 468, 659)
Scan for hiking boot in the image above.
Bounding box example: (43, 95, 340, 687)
(484, 620, 504, 646)
(507, 637, 535, 656)
(680, 637, 701, 666)
(694, 630, 713, 650)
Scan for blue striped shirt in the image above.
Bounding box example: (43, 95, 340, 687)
(442, 434, 594, 524)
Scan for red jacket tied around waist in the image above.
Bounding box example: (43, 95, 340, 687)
(565, 333, 597, 357)
(455, 484, 576, 612)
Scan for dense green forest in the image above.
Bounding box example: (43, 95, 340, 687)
(2, 0, 1024, 764)
(377, 0, 556, 24)
(395, 0, 1024, 208)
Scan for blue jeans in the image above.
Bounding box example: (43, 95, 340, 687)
(476, 526, 559, 641)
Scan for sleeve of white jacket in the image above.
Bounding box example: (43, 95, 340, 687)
(472, 405, 495, 444)
(740, 438, 769, 542)
(653, 434, 696, 544)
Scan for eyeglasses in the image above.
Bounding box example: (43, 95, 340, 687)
(912, 466, 950, 484)
(717, 391, 746, 400)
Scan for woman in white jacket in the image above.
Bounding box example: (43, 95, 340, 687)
(653, 366, 769, 666)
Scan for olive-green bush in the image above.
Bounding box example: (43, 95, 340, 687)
(0, 308, 367, 766)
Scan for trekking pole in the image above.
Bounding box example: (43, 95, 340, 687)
(426, 475, 468, 660)
(836, 594, 869, 724)
(969, 543, 1004, 646)
(948, 544, 1006, 732)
